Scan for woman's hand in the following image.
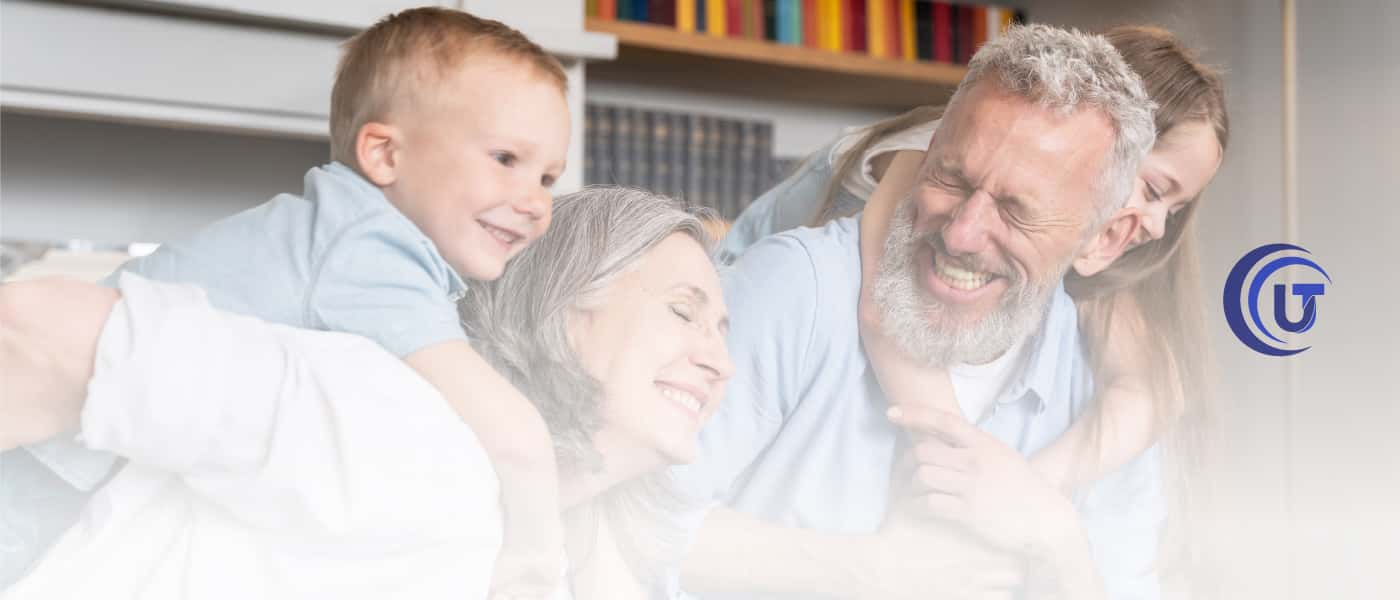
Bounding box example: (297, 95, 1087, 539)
(888, 404, 1083, 560)
(0, 278, 118, 450)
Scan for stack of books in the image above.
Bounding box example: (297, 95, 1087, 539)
(586, 1, 1026, 65)
(584, 104, 798, 220)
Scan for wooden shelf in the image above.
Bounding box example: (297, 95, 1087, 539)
(584, 17, 967, 110)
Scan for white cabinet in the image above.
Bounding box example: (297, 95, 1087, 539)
(94, 0, 455, 30)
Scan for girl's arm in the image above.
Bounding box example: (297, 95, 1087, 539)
(1031, 294, 1178, 493)
(857, 149, 961, 416)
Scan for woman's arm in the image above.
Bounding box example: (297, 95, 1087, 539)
(1032, 294, 1177, 492)
(0, 278, 118, 450)
(856, 149, 962, 416)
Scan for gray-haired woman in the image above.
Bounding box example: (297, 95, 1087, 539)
(0, 187, 732, 600)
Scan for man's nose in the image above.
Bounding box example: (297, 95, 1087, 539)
(941, 189, 997, 255)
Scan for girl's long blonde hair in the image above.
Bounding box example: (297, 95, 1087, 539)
(813, 25, 1229, 586)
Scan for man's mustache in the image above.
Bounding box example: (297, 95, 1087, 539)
(916, 230, 1015, 282)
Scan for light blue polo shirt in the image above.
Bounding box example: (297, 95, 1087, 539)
(1, 162, 469, 586)
(675, 217, 1165, 599)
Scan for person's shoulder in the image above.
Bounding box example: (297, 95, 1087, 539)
(722, 217, 861, 319)
(776, 215, 862, 274)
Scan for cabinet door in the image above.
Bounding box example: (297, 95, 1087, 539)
(98, 1, 456, 30)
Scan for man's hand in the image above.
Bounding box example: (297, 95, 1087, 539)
(0, 278, 118, 450)
(888, 404, 1082, 559)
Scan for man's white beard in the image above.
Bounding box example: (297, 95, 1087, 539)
(871, 200, 1067, 367)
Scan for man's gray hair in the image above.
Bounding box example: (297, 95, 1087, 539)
(950, 23, 1157, 223)
(458, 185, 713, 585)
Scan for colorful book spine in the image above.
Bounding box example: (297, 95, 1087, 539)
(899, 0, 915, 60)
(706, 0, 726, 36)
(914, 0, 931, 60)
(884, 0, 899, 59)
(678, 0, 697, 32)
(826, 0, 845, 51)
(764, 0, 778, 41)
(971, 5, 987, 53)
(652, 0, 676, 25)
(932, 1, 952, 63)
(727, 0, 744, 38)
(957, 2, 974, 63)
(697, 0, 707, 32)
(802, 0, 819, 48)
(776, 0, 797, 44)
(866, 0, 886, 58)
(597, 0, 617, 19)
(848, 0, 866, 53)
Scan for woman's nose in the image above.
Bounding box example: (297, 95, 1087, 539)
(695, 331, 734, 382)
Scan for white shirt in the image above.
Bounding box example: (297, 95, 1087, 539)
(831, 118, 940, 200)
(947, 338, 1030, 423)
(5, 274, 504, 600)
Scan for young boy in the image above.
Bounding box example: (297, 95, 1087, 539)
(103, 8, 571, 598)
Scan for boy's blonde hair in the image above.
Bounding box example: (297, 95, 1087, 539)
(329, 7, 567, 170)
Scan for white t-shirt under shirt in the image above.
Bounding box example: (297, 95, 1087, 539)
(947, 337, 1030, 423)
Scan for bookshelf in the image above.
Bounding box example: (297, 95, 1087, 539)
(585, 17, 967, 109)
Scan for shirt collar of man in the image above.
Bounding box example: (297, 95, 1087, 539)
(992, 280, 1078, 416)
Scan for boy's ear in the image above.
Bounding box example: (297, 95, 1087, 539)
(1073, 208, 1141, 277)
(354, 122, 402, 187)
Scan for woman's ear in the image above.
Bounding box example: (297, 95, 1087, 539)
(1073, 208, 1142, 277)
(354, 121, 402, 187)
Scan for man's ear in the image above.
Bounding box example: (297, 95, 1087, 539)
(354, 122, 402, 187)
(1073, 208, 1141, 277)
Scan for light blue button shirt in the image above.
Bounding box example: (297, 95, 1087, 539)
(675, 217, 1165, 599)
(1, 162, 470, 587)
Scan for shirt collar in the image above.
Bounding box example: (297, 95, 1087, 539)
(996, 281, 1080, 415)
(321, 162, 470, 298)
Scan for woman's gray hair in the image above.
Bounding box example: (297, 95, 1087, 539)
(458, 185, 714, 586)
(949, 23, 1157, 225)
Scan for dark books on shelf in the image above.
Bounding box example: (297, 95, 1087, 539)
(585, 103, 790, 220)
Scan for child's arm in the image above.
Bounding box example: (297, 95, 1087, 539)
(404, 341, 564, 599)
(856, 149, 962, 416)
(1030, 295, 1177, 493)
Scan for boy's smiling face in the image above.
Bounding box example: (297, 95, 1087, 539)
(372, 54, 570, 282)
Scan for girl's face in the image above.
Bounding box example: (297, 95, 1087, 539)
(1125, 120, 1224, 248)
(568, 233, 733, 468)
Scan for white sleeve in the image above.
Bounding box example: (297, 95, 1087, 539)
(79, 273, 502, 547)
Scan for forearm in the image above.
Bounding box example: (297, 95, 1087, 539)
(0, 278, 118, 449)
(681, 507, 861, 598)
(1025, 502, 1106, 600)
(1031, 378, 1159, 492)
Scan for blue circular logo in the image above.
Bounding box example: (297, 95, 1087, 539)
(1223, 244, 1331, 356)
